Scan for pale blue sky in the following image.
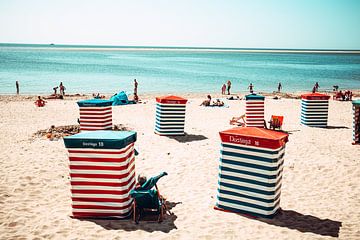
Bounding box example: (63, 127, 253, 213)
(0, 0, 359, 49)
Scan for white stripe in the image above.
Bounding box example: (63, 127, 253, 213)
(156, 121, 185, 125)
(71, 169, 135, 183)
(72, 208, 132, 214)
(68, 145, 132, 153)
(220, 169, 282, 184)
(79, 121, 112, 126)
(219, 176, 281, 192)
(72, 198, 133, 207)
(80, 117, 113, 122)
(222, 142, 284, 152)
(218, 192, 280, 208)
(154, 131, 184, 135)
(70, 158, 133, 167)
(221, 155, 284, 168)
(80, 112, 112, 118)
(220, 161, 284, 176)
(69, 146, 134, 158)
(217, 200, 280, 216)
(155, 124, 185, 129)
(80, 126, 112, 130)
(222, 146, 285, 159)
(219, 184, 281, 200)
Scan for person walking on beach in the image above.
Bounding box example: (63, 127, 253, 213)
(314, 82, 320, 92)
(16, 81, 19, 95)
(278, 82, 282, 92)
(134, 79, 138, 95)
(248, 83, 254, 93)
(227, 80, 232, 95)
(221, 84, 226, 95)
(59, 82, 66, 96)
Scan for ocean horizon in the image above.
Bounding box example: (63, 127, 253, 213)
(1, 43, 360, 95)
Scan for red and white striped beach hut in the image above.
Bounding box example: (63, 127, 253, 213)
(63, 130, 137, 218)
(77, 99, 113, 131)
(155, 95, 188, 136)
(353, 100, 360, 145)
(216, 127, 288, 218)
(245, 93, 265, 128)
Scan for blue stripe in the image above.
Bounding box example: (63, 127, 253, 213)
(156, 107, 186, 112)
(221, 150, 284, 164)
(220, 158, 284, 172)
(156, 114, 185, 119)
(154, 129, 184, 134)
(219, 173, 282, 188)
(155, 125, 185, 130)
(222, 143, 284, 155)
(219, 165, 282, 179)
(218, 181, 282, 195)
(156, 110, 185, 116)
(215, 203, 280, 218)
(217, 196, 280, 211)
(156, 104, 186, 108)
(155, 122, 185, 126)
(218, 188, 281, 204)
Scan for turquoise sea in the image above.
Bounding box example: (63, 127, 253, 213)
(0, 44, 360, 95)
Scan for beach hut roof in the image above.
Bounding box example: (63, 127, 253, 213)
(245, 93, 265, 100)
(301, 93, 330, 100)
(156, 95, 188, 104)
(352, 100, 360, 106)
(219, 127, 288, 149)
(77, 99, 113, 107)
(63, 130, 136, 149)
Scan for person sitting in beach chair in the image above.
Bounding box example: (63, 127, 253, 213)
(34, 96, 46, 107)
(268, 115, 284, 130)
(130, 172, 168, 224)
(230, 114, 245, 126)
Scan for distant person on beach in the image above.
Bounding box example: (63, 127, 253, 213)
(134, 79, 138, 95)
(200, 95, 212, 106)
(53, 86, 58, 95)
(227, 80, 232, 95)
(213, 99, 224, 107)
(312, 86, 316, 93)
(278, 82, 282, 92)
(314, 82, 320, 92)
(221, 84, 226, 95)
(248, 83, 254, 93)
(34, 96, 46, 107)
(59, 82, 66, 96)
(16, 81, 19, 95)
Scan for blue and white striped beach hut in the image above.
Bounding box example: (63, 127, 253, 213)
(77, 99, 113, 131)
(155, 95, 188, 136)
(300, 93, 330, 128)
(215, 127, 288, 218)
(63, 130, 137, 219)
(353, 100, 360, 145)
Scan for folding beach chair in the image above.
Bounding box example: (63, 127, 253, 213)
(230, 114, 245, 126)
(268, 115, 284, 130)
(130, 172, 168, 224)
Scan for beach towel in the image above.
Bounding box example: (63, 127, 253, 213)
(110, 91, 136, 106)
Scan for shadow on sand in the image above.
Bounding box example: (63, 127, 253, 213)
(79, 201, 180, 233)
(326, 126, 349, 129)
(257, 209, 342, 237)
(168, 133, 208, 143)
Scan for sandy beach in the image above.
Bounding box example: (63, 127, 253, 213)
(1, 94, 360, 239)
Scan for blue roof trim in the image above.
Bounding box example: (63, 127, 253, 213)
(77, 99, 113, 107)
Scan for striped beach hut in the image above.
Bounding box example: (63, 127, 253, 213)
(215, 127, 288, 218)
(77, 99, 113, 131)
(300, 93, 330, 127)
(245, 93, 265, 128)
(155, 95, 188, 136)
(353, 100, 360, 145)
(63, 130, 137, 218)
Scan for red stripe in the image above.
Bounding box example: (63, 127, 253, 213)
(68, 143, 134, 154)
(79, 107, 112, 111)
(71, 182, 135, 195)
(80, 119, 113, 123)
(72, 212, 131, 218)
(69, 154, 134, 163)
(72, 203, 133, 210)
(70, 165, 135, 179)
(80, 127, 112, 131)
(72, 196, 131, 203)
(80, 122, 112, 127)
(70, 158, 135, 171)
(80, 115, 112, 120)
(80, 111, 112, 116)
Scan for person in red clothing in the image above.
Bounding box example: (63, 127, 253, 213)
(34, 96, 46, 107)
